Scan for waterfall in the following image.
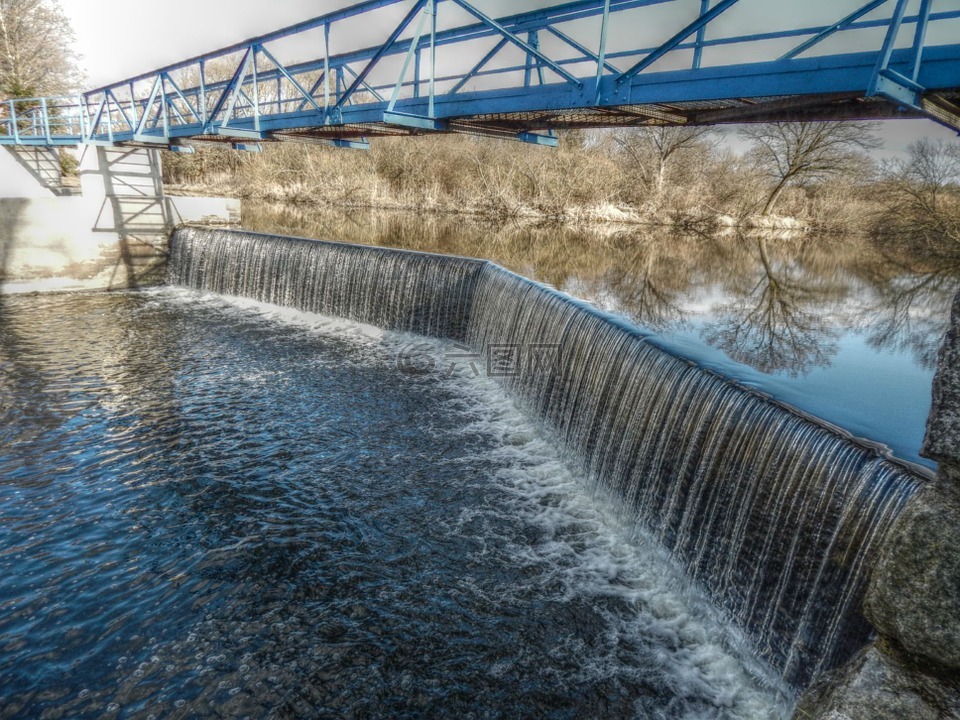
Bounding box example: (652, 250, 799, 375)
(169, 227, 485, 341)
(168, 227, 925, 690)
(464, 265, 923, 687)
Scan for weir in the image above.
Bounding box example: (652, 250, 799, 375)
(169, 226, 927, 691)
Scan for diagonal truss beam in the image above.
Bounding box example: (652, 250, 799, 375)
(546, 25, 621, 76)
(871, 0, 911, 94)
(161, 72, 203, 122)
(616, 0, 741, 84)
(205, 48, 253, 130)
(296, 73, 328, 112)
(908, 0, 933, 82)
(343, 65, 386, 103)
(450, 0, 583, 87)
(780, 0, 890, 61)
(105, 89, 134, 132)
(259, 45, 325, 113)
(449, 38, 509, 95)
(219, 51, 255, 129)
(135, 76, 164, 136)
(334, 0, 426, 111)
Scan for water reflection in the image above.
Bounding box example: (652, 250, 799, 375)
(703, 235, 845, 376)
(241, 202, 960, 379)
(855, 258, 960, 371)
(567, 232, 703, 332)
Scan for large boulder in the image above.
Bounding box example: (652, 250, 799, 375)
(864, 481, 960, 671)
(792, 642, 960, 720)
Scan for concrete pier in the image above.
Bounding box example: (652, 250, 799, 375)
(0, 146, 238, 293)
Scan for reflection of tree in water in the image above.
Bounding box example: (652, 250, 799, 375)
(702, 235, 846, 376)
(856, 258, 960, 371)
(597, 234, 701, 331)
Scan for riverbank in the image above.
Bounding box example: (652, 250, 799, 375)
(160, 131, 876, 235)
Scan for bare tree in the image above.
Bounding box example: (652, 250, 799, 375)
(0, 0, 80, 98)
(874, 138, 960, 251)
(602, 232, 698, 330)
(859, 260, 960, 370)
(739, 121, 880, 216)
(613, 125, 715, 203)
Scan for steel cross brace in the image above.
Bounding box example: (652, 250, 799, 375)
(616, 0, 741, 85)
(387, 0, 437, 117)
(781, 0, 891, 61)
(867, 0, 958, 132)
(450, 0, 582, 88)
(334, 0, 427, 113)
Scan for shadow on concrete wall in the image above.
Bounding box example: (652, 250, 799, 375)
(88, 147, 177, 289)
(3, 147, 63, 196)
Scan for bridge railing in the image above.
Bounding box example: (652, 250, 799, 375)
(1, 0, 958, 148)
(1, 96, 88, 146)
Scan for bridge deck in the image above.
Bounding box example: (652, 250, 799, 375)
(2, 0, 959, 149)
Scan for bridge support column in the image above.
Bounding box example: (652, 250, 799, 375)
(793, 294, 960, 718)
(0, 146, 239, 293)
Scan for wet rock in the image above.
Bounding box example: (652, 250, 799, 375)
(922, 291, 960, 467)
(504, 432, 534, 446)
(864, 481, 960, 671)
(792, 643, 960, 720)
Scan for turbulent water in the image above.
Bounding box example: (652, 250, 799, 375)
(168, 227, 925, 690)
(0, 289, 788, 719)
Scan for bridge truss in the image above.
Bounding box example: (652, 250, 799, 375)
(2, 0, 959, 150)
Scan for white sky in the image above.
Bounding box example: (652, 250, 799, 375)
(61, 0, 958, 154)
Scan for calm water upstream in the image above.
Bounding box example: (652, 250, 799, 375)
(0, 289, 789, 719)
(242, 203, 960, 470)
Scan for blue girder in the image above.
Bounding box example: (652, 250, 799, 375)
(2, 0, 959, 148)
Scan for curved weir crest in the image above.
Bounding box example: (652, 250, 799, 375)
(169, 226, 926, 690)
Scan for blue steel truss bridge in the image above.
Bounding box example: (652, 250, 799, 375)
(2, 0, 959, 151)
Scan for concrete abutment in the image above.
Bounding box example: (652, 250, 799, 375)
(0, 145, 238, 292)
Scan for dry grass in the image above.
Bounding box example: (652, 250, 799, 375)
(162, 130, 960, 243)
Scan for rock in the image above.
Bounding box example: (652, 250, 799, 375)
(863, 481, 960, 672)
(504, 431, 534, 446)
(792, 642, 960, 720)
(922, 291, 960, 466)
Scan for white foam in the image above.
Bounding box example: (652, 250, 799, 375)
(148, 287, 386, 343)
(377, 333, 794, 718)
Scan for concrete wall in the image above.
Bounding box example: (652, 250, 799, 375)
(0, 147, 58, 198)
(0, 145, 239, 293)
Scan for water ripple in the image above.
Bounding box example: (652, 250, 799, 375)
(0, 290, 788, 719)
